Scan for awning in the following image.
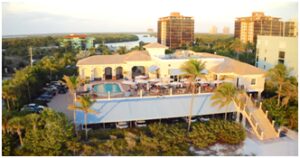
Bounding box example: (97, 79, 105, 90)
(201, 69, 208, 74)
(148, 65, 159, 73)
(169, 69, 184, 76)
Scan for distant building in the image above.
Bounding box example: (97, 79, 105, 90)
(234, 12, 297, 43)
(283, 20, 298, 37)
(147, 28, 154, 33)
(209, 26, 218, 34)
(62, 34, 95, 50)
(223, 27, 230, 34)
(157, 12, 194, 49)
(256, 35, 298, 77)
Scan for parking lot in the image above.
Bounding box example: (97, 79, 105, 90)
(47, 91, 74, 120)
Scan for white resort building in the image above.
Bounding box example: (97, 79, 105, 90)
(77, 42, 265, 97)
(75, 42, 280, 140)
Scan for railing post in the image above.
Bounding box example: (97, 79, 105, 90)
(140, 89, 143, 98)
(169, 88, 172, 96)
(198, 87, 201, 94)
(260, 132, 264, 140)
(272, 120, 275, 127)
(108, 91, 110, 100)
(249, 93, 252, 100)
(259, 102, 262, 109)
(265, 110, 269, 118)
(277, 128, 281, 137)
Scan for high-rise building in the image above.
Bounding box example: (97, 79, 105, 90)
(283, 20, 298, 37)
(223, 27, 230, 34)
(209, 26, 218, 34)
(157, 12, 194, 49)
(234, 12, 297, 43)
(256, 35, 298, 77)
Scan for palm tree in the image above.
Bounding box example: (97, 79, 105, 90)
(2, 80, 17, 111)
(63, 75, 85, 133)
(267, 64, 292, 106)
(41, 56, 57, 80)
(68, 95, 97, 140)
(8, 116, 25, 146)
(211, 83, 242, 121)
(281, 80, 298, 106)
(230, 39, 245, 59)
(180, 59, 206, 132)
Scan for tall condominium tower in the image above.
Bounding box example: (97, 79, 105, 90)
(223, 26, 230, 34)
(234, 12, 297, 43)
(209, 25, 218, 34)
(157, 12, 194, 49)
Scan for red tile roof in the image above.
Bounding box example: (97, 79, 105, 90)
(64, 34, 87, 39)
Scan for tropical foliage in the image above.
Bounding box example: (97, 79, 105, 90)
(211, 83, 243, 120)
(180, 59, 206, 131)
(77, 120, 245, 156)
(2, 109, 74, 156)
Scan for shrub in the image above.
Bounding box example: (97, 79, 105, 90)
(189, 123, 217, 149)
(207, 119, 246, 145)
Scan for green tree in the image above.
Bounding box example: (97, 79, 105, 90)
(2, 80, 17, 111)
(180, 59, 206, 132)
(116, 46, 128, 55)
(230, 38, 245, 59)
(40, 56, 57, 80)
(267, 64, 293, 106)
(69, 95, 97, 140)
(8, 116, 25, 146)
(63, 75, 84, 133)
(22, 109, 74, 156)
(211, 82, 242, 121)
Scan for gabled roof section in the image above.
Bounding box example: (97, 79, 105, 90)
(143, 42, 169, 49)
(76, 54, 125, 65)
(210, 56, 265, 75)
(77, 50, 151, 66)
(124, 50, 151, 61)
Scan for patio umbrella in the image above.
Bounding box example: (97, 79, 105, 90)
(122, 80, 136, 85)
(197, 80, 210, 84)
(148, 78, 160, 83)
(135, 75, 147, 80)
(169, 81, 183, 87)
(210, 80, 223, 84)
(136, 79, 148, 84)
(155, 82, 166, 86)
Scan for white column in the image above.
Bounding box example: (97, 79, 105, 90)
(242, 115, 246, 127)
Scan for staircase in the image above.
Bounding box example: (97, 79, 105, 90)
(237, 93, 279, 140)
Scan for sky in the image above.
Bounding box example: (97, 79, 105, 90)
(2, 0, 298, 36)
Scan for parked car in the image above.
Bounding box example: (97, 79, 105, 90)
(21, 103, 46, 113)
(135, 120, 147, 127)
(58, 87, 68, 94)
(116, 122, 129, 129)
(198, 117, 210, 122)
(36, 94, 52, 103)
(182, 116, 198, 123)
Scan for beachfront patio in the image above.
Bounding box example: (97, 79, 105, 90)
(77, 76, 231, 100)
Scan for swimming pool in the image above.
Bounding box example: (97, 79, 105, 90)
(93, 83, 122, 94)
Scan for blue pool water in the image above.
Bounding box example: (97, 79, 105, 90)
(93, 83, 121, 93)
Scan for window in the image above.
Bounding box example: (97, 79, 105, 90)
(278, 59, 284, 64)
(264, 57, 266, 61)
(278, 51, 285, 64)
(263, 65, 266, 69)
(279, 51, 285, 59)
(251, 79, 256, 85)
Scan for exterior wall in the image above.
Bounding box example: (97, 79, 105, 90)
(145, 48, 166, 57)
(256, 35, 298, 77)
(238, 74, 265, 92)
